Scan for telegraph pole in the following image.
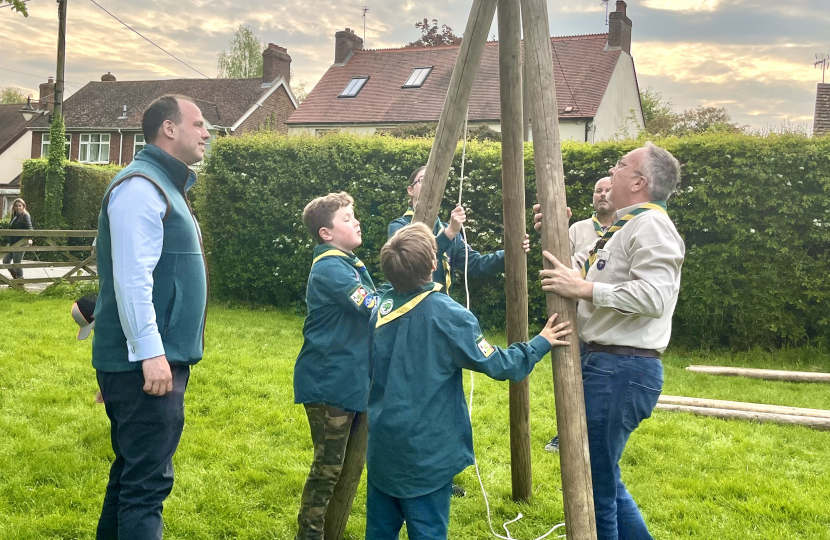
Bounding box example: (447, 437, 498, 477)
(55, 0, 68, 117)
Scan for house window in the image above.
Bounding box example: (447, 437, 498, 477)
(339, 77, 369, 98)
(403, 67, 433, 88)
(133, 134, 146, 157)
(79, 134, 111, 163)
(315, 128, 340, 137)
(41, 133, 71, 159)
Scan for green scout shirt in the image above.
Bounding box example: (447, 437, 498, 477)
(367, 283, 551, 498)
(387, 210, 504, 293)
(293, 244, 378, 413)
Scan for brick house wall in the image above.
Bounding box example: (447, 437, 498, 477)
(31, 130, 142, 166)
(235, 85, 296, 134)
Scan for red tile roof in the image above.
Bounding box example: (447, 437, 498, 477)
(288, 33, 621, 125)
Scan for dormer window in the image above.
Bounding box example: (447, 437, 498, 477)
(339, 77, 369, 98)
(403, 67, 433, 88)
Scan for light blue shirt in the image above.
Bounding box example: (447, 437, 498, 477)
(107, 176, 168, 362)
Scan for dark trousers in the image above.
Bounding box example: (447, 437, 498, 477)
(3, 251, 24, 279)
(95, 365, 190, 540)
(365, 481, 453, 540)
(582, 351, 663, 540)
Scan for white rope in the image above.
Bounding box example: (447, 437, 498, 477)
(457, 112, 566, 540)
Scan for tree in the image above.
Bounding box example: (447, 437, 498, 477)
(3, 0, 28, 16)
(639, 85, 742, 137)
(407, 19, 462, 47)
(291, 80, 308, 104)
(43, 114, 67, 229)
(217, 25, 263, 79)
(0, 86, 27, 104)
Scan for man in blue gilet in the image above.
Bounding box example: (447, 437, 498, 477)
(92, 94, 210, 540)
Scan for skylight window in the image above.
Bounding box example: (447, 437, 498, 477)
(403, 67, 433, 88)
(339, 77, 369, 98)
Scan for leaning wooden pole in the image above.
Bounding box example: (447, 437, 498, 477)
(498, 0, 532, 503)
(412, 0, 497, 225)
(520, 0, 597, 537)
(323, 412, 368, 540)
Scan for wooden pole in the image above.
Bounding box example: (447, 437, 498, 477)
(656, 404, 830, 431)
(520, 0, 597, 537)
(686, 365, 830, 384)
(658, 395, 830, 419)
(412, 0, 497, 226)
(54, 0, 67, 118)
(498, 0, 532, 503)
(324, 411, 368, 540)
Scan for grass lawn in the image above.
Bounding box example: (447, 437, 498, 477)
(1, 290, 829, 539)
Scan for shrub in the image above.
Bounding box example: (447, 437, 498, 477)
(193, 132, 830, 349)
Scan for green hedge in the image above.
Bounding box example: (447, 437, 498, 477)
(197, 132, 830, 350)
(21, 159, 122, 230)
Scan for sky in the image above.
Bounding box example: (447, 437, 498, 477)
(0, 0, 827, 130)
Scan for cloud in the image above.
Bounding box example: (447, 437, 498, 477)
(642, 0, 725, 12)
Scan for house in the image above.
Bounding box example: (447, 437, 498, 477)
(0, 103, 37, 218)
(28, 44, 298, 166)
(287, 1, 644, 142)
(814, 83, 830, 137)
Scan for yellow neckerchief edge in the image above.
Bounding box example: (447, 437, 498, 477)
(312, 248, 365, 268)
(376, 283, 443, 328)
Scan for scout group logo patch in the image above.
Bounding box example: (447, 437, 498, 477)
(364, 295, 376, 309)
(350, 285, 369, 306)
(379, 299, 394, 316)
(476, 335, 495, 357)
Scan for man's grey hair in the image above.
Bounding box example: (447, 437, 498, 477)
(641, 142, 681, 201)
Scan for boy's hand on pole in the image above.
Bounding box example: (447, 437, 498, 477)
(532, 203, 571, 233)
(538, 313, 572, 346)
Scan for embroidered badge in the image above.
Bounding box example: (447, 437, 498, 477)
(597, 260, 606, 270)
(476, 335, 495, 358)
(379, 299, 394, 316)
(364, 295, 376, 309)
(350, 285, 369, 306)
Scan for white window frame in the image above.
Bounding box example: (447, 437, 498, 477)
(79, 133, 111, 164)
(339, 77, 369, 98)
(402, 67, 433, 88)
(133, 133, 146, 157)
(41, 133, 71, 159)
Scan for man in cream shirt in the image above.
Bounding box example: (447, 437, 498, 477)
(539, 142, 684, 540)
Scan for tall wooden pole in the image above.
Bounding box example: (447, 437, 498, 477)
(498, 0, 532, 503)
(54, 0, 67, 117)
(412, 0, 497, 226)
(520, 0, 597, 537)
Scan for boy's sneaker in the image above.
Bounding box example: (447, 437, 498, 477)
(451, 484, 466, 497)
(544, 435, 559, 453)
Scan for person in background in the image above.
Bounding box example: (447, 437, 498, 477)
(3, 198, 34, 280)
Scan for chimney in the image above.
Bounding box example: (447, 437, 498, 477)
(334, 28, 363, 64)
(101, 72, 116, 82)
(262, 43, 291, 85)
(607, 0, 632, 54)
(39, 76, 55, 112)
(815, 83, 830, 137)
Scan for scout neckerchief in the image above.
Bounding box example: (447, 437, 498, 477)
(376, 282, 443, 327)
(581, 201, 669, 278)
(403, 209, 453, 292)
(312, 244, 376, 291)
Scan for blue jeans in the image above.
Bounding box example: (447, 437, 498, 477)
(365, 481, 453, 540)
(582, 351, 663, 540)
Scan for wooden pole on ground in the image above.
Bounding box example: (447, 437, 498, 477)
(686, 365, 830, 384)
(658, 395, 830, 419)
(324, 411, 368, 540)
(412, 0, 497, 225)
(656, 404, 830, 431)
(498, 0, 532, 503)
(520, 0, 597, 537)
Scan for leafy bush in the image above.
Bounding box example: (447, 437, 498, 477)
(21, 159, 121, 230)
(194, 132, 830, 349)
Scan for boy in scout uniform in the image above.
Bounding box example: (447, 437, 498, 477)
(365, 223, 571, 539)
(293, 192, 378, 540)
